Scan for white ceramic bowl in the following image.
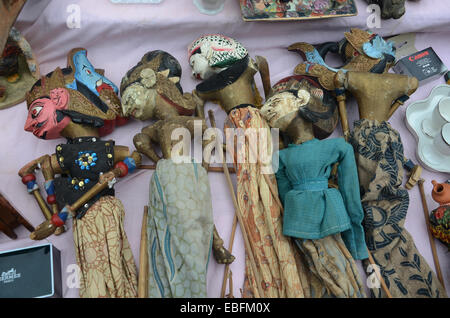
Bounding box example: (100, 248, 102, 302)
(422, 96, 450, 137)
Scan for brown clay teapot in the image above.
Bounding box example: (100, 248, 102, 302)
(431, 180, 450, 206)
(430, 180, 450, 250)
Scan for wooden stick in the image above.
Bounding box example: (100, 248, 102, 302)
(31, 189, 52, 220)
(209, 110, 264, 298)
(418, 179, 446, 291)
(254, 55, 272, 99)
(139, 164, 236, 174)
(334, 71, 350, 140)
(220, 212, 238, 298)
(337, 95, 350, 140)
(138, 206, 149, 298)
(367, 249, 393, 298)
(226, 271, 235, 298)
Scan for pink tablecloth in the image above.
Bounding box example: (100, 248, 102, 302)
(0, 0, 448, 298)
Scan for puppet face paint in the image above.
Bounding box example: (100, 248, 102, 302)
(189, 53, 215, 81)
(24, 88, 71, 139)
(188, 34, 248, 81)
(261, 90, 310, 130)
(71, 50, 118, 95)
(121, 82, 157, 121)
(121, 68, 158, 121)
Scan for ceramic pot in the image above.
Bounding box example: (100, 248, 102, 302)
(430, 180, 450, 250)
(431, 179, 450, 205)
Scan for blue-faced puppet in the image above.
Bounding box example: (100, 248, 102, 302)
(66, 48, 128, 135)
(19, 48, 141, 298)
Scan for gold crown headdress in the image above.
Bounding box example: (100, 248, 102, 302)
(26, 67, 116, 121)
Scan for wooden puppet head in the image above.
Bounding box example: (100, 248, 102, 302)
(120, 50, 198, 121)
(188, 34, 248, 81)
(25, 67, 117, 140)
(289, 28, 396, 91)
(261, 75, 338, 139)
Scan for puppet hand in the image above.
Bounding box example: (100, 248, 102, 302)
(213, 246, 236, 265)
(212, 227, 235, 265)
(18, 155, 51, 177)
(99, 171, 117, 185)
(30, 219, 57, 240)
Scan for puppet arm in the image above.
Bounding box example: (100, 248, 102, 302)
(19, 155, 63, 218)
(336, 140, 368, 260)
(29, 150, 142, 240)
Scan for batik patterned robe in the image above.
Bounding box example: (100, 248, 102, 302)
(350, 119, 447, 298)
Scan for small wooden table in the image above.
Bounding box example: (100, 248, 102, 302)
(0, 192, 34, 239)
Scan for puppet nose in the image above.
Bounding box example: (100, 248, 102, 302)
(24, 120, 34, 132)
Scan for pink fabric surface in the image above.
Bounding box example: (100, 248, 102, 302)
(0, 0, 448, 298)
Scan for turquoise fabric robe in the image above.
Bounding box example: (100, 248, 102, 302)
(275, 138, 368, 260)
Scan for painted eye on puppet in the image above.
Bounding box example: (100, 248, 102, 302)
(82, 64, 92, 76)
(30, 105, 43, 119)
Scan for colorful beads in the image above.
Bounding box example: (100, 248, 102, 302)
(76, 151, 98, 170)
(114, 161, 129, 177)
(21, 174, 36, 184)
(51, 213, 65, 227)
(335, 88, 346, 96)
(123, 156, 137, 174)
(56, 206, 70, 223)
(47, 194, 57, 205)
(22, 174, 38, 193)
(44, 180, 55, 196)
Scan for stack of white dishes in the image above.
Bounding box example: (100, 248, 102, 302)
(406, 84, 450, 173)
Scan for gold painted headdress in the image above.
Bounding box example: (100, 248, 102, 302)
(26, 67, 116, 121)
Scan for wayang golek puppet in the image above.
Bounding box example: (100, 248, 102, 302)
(333, 67, 447, 298)
(290, 26, 446, 298)
(288, 28, 399, 139)
(189, 34, 316, 298)
(19, 49, 140, 298)
(120, 50, 234, 298)
(259, 74, 368, 298)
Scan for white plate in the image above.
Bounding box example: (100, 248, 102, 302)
(406, 84, 450, 173)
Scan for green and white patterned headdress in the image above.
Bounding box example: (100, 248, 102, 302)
(188, 34, 248, 68)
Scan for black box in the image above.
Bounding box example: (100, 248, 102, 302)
(0, 243, 62, 298)
(393, 47, 448, 84)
